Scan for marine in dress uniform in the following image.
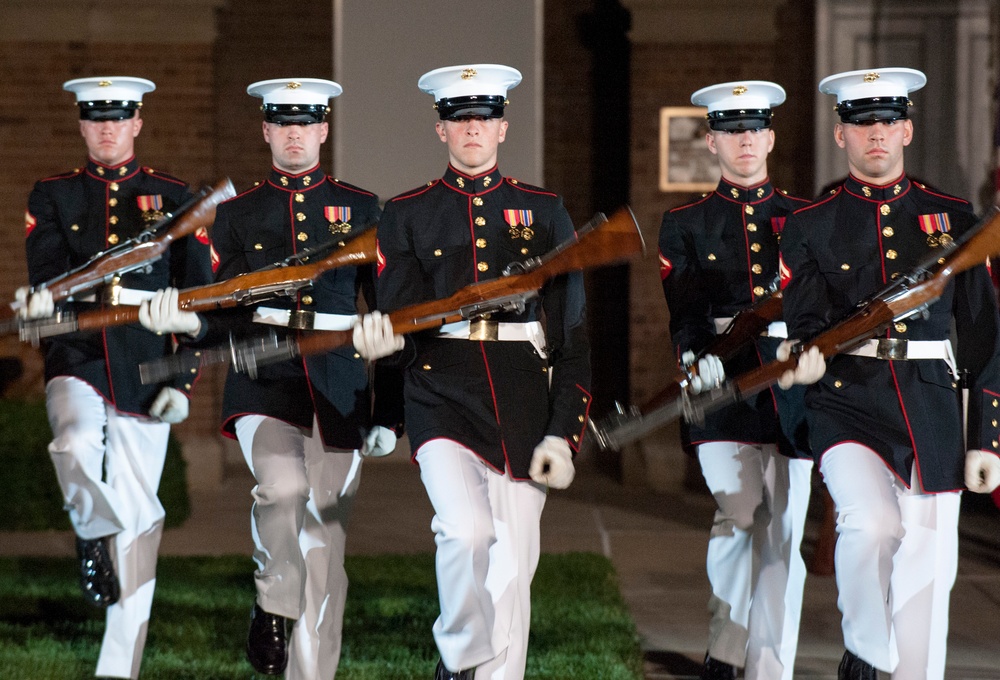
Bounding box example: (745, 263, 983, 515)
(779, 68, 1000, 680)
(140, 77, 402, 679)
(357, 64, 591, 680)
(658, 81, 813, 680)
(19, 76, 213, 679)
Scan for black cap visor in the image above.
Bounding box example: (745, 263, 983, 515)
(436, 95, 506, 120)
(836, 96, 910, 124)
(263, 104, 328, 125)
(78, 101, 139, 121)
(706, 108, 772, 132)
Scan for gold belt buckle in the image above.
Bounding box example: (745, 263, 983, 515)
(875, 338, 907, 360)
(468, 318, 499, 341)
(287, 310, 315, 330)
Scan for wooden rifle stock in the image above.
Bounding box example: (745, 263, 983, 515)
(641, 290, 783, 413)
(138, 207, 645, 383)
(41, 227, 377, 335)
(590, 288, 783, 450)
(41, 178, 235, 301)
(290, 207, 645, 360)
(592, 207, 1000, 451)
(1, 178, 235, 338)
(692, 207, 1000, 424)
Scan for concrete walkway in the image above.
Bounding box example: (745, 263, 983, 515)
(2, 447, 999, 679)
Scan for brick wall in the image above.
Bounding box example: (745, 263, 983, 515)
(213, 1, 333, 194)
(0, 41, 216, 429)
(625, 12, 815, 486)
(0, 0, 816, 490)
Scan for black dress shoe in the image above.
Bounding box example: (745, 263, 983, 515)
(76, 536, 120, 608)
(701, 653, 737, 680)
(434, 658, 474, 679)
(246, 603, 288, 675)
(838, 650, 877, 680)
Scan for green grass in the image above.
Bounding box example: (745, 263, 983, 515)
(0, 553, 642, 679)
(0, 398, 189, 531)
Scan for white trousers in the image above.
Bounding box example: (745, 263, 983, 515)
(46, 376, 170, 680)
(416, 439, 547, 680)
(235, 415, 362, 680)
(820, 443, 959, 679)
(696, 442, 812, 680)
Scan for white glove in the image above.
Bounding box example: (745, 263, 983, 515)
(361, 425, 397, 458)
(776, 341, 826, 389)
(149, 386, 189, 424)
(529, 435, 575, 489)
(138, 287, 201, 336)
(15, 286, 54, 320)
(681, 350, 725, 395)
(353, 311, 404, 360)
(964, 449, 1000, 493)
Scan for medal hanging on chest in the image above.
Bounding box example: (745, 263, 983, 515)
(503, 209, 534, 240)
(918, 212, 951, 248)
(325, 206, 352, 234)
(137, 195, 164, 224)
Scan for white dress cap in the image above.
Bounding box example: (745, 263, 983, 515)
(690, 80, 786, 131)
(819, 67, 926, 122)
(63, 77, 156, 120)
(247, 78, 342, 124)
(63, 76, 156, 104)
(417, 64, 522, 119)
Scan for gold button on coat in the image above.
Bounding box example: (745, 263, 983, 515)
(478, 261, 489, 272)
(476, 238, 487, 248)
(473, 197, 484, 207)
(296, 213, 306, 221)
(747, 223, 757, 232)
(751, 264, 762, 274)
(298, 232, 308, 241)
(108, 234, 119, 244)
(295, 194, 304, 203)
(301, 295, 313, 305)
(880, 204, 891, 216)
(475, 216, 486, 226)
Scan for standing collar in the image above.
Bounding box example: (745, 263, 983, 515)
(844, 173, 910, 202)
(716, 177, 773, 204)
(86, 156, 139, 181)
(442, 164, 503, 194)
(269, 164, 326, 191)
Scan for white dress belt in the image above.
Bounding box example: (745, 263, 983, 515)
(253, 306, 357, 331)
(846, 338, 953, 361)
(713, 317, 788, 339)
(438, 320, 543, 342)
(78, 288, 157, 306)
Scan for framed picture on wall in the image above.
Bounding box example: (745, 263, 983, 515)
(659, 106, 720, 192)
